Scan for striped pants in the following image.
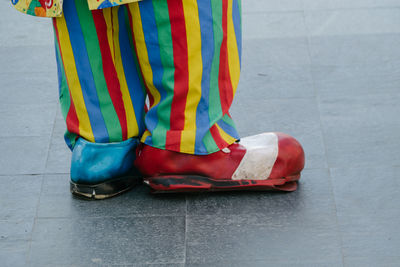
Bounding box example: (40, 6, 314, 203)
(53, 0, 242, 155)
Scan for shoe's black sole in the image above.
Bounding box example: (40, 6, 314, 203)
(143, 174, 301, 193)
(70, 176, 141, 200)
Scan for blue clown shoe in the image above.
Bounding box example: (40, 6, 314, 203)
(70, 138, 141, 200)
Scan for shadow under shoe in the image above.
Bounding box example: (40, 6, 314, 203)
(135, 132, 305, 193)
(70, 138, 142, 200)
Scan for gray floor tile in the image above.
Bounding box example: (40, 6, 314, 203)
(303, 0, 400, 10)
(309, 34, 400, 97)
(0, 220, 33, 267)
(243, 12, 307, 40)
(0, 136, 50, 175)
(331, 167, 400, 262)
(37, 174, 186, 218)
(45, 137, 70, 174)
(319, 94, 400, 168)
(0, 103, 56, 137)
(0, 1, 53, 48)
(243, 37, 311, 68)
(187, 261, 342, 267)
(240, 37, 314, 98)
(0, 241, 30, 267)
(231, 97, 327, 169)
(0, 46, 55, 74)
(0, 1, 53, 28)
(0, 175, 42, 220)
(187, 169, 336, 223)
(0, 72, 58, 105)
(305, 8, 400, 36)
(309, 34, 400, 67)
(313, 70, 400, 99)
(344, 257, 400, 267)
(186, 212, 343, 265)
(239, 66, 315, 99)
(0, 219, 34, 241)
(29, 216, 185, 265)
(243, 0, 303, 13)
(45, 113, 71, 174)
(53, 108, 67, 137)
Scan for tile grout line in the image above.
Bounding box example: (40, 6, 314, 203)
(42, 106, 59, 172)
(301, 8, 346, 267)
(26, 105, 58, 264)
(326, 168, 346, 267)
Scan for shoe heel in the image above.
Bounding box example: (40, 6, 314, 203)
(70, 176, 141, 200)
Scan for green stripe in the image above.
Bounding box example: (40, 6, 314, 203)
(203, 130, 219, 153)
(54, 32, 71, 120)
(64, 131, 78, 149)
(238, 0, 242, 30)
(209, 1, 224, 128)
(238, 0, 242, 19)
(221, 114, 236, 127)
(150, 0, 175, 148)
(74, 0, 123, 141)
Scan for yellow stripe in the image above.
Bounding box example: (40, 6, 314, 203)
(87, 0, 141, 10)
(180, 0, 203, 154)
(216, 124, 237, 145)
(56, 17, 95, 142)
(103, 8, 115, 63)
(140, 130, 152, 143)
(128, 4, 161, 108)
(227, 0, 241, 94)
(111, 8, 140, 139)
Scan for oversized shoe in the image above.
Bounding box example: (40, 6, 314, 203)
(70, 138, 142, 200)
(135, 132, 305, 193)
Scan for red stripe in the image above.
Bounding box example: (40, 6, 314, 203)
(66, 98, 80, 137)
(53, 19, 80, 136)
(92, 11, 128, 140)
(126, 8, 155, 108)
(165, 0, 189, 150)
(210, 125, 229, 150)
(218, 0, 234, 114)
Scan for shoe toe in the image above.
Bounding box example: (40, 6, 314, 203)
(269, 132, 305, 180)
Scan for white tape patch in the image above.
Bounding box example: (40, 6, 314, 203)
(231, 132, 279, 180)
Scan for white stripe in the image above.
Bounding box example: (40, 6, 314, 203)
(231, 132, 279, 180)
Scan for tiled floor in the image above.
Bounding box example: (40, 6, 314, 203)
(1, 0, 400, 266)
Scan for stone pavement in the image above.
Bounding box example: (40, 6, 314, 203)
(1, 0, 400, 266)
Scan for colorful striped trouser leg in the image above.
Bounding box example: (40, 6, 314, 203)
(53, 0, 147, 149)
(53, 0, 242, 155)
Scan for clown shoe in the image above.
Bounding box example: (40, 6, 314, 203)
(69, 138, 142, 199)
(135, 132, 305, 193)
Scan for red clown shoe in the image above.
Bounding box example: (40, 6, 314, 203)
(135, 132, 305, 193)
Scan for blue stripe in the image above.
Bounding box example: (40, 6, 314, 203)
(63, 0, 109, 143)
(194, 0, 214, 154)
(217, 116, 240, 140)
(64, 135, 73, 150)
(118, 7, 146, 136)
(138, 0, 167, 143)
(232, 0, 242, 64)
